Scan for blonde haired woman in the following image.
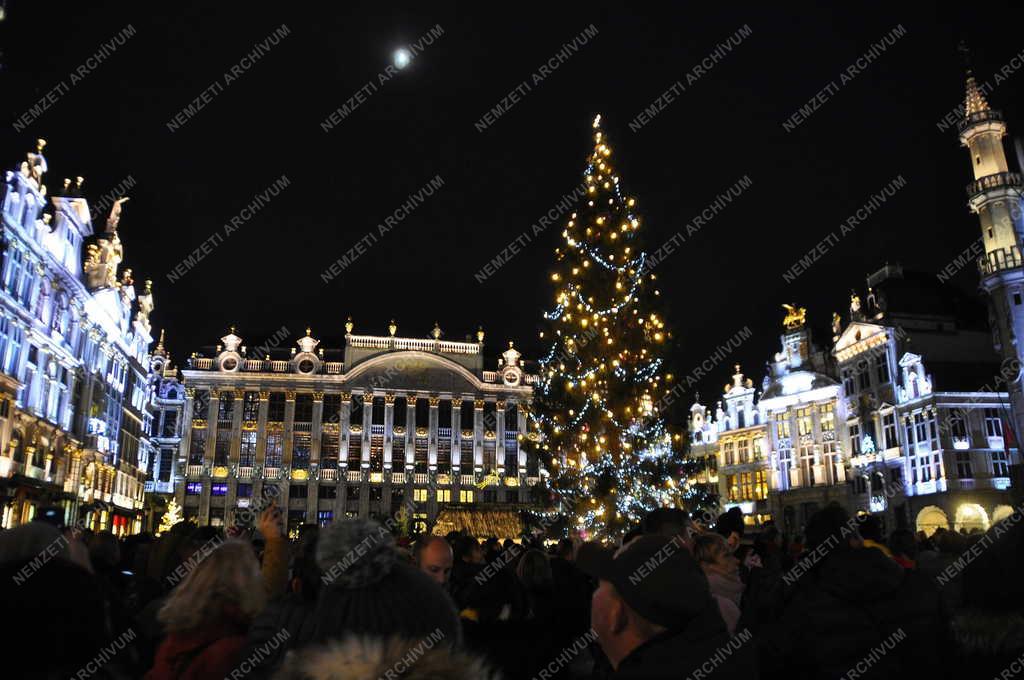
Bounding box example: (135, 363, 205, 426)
(692, 532, 744, 635)
(146, 540, 266, 679)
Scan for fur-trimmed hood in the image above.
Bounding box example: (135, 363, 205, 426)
(273, 636, 499, 680)
(952, 609, 1024, 658)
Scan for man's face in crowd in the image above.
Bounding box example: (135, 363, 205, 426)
(591, 579, 624, 651)
(418, 539, 454, 586)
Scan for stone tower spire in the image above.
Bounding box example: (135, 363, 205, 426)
(957, 55, 1024, 441)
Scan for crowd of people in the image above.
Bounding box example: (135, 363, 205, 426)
(1, 498, 1023, 679)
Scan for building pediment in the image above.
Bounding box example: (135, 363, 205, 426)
(834, 322, 888, 362)
(344, 351, 486, 395)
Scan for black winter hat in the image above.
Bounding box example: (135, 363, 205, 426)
(313, 518, 461, 645)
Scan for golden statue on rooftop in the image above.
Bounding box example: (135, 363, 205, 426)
(782, 304, 806, 331)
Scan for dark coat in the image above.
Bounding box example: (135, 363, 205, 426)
(598, 601, 757, 680)
(237, 593, 318, 679)
(759, 546, 948, 680)
(0, 557, 112, 679)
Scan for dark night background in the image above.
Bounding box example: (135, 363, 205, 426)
(2, 1, 1022, 406)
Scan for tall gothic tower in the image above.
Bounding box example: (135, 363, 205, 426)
(958, 68, 1024, 438)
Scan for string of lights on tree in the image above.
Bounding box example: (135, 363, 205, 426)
(526, 114, 715, 541)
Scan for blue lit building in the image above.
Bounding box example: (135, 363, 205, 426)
(0, 140, 158, 534)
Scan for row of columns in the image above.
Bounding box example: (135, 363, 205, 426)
(178, 389, 530, 525)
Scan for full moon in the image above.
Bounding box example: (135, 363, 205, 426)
(393, 48, 411, 69)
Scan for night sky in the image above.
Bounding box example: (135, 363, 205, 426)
(2, 2, 1023, 411)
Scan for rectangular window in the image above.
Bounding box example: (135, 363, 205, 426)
(858, 369, 870, 391)
(737, 439, 750, 463)
(211, 483, 227, 496)
(186, 481, 202, 495)
(775, 414, 790, 439)
(984, 409, 1003, 438)
(437, 489, 451, 503)
(800, 443, 815, 485)
(265, 432, 283, 468)
(192, 390, 210, 421)
(883, 413, 897, 449)
(323, 394, 342, 424)
(722, 441, 735, 466)
(317, 510, 333, 527)
(876, 357, 890, 384)
(459, 489, 474, 503)
(237, 483, 253, 498)
(753, 438, 764, 460)
(292, 432, 311, 470)
(159, 447, 173, 482)
(214, 429, 232, 466)
(290, 484, 308, 498)
(188, 429, 207, 465)
(217, 393, 235, 421)
(819, 403, 835, 432)
(295, 394, 313, 422)
(321, 435, 339, 469)
(242, 391, 260, 421)
(413, 488, 428, 502)
(268, 393, 286, 422)
(726, 474, 738, 501)
(161, 410, 178, 438)
(797, 408, 813, 437)
(993, 450, 1010, 476)
(739, 472, 753, 500)
(755, 469, 768, 500)
(915, 414, 928, 446)
(318, 485, 337, 499)
(948, 411, 968, 441)
(239, 431, 257, 467)
(850, 423, 861, 455)
(842, 369, 854, 394)
(956, 451, 973, 478)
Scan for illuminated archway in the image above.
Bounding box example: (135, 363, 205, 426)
(954, 503, 989, 533)
(916, 505, 949, 537)
(992, 504, 1015, 525)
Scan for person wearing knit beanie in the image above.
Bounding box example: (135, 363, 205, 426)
(310, 518, 462, 646)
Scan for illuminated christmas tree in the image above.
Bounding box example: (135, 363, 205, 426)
(157, 498, 183, 536)
(531, 114, 715, 541)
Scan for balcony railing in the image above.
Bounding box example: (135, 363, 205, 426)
(958, 108, 1003, 132)
(186, 464, 204, 477)
(238, 467, 253, 480)
(320, 468, 336, 481)
(979, 246, 1023, 276)
(414, 473, 428, 484)
(461, 474, 475, 486)
(264, 467, 281, 480)
(966, 171, 1022, 199)
(346, 334, 481, 354)
(347, 470, 362, 482)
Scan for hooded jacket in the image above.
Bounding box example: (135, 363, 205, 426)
(760, 546, 947, 680)
(272, 635, 498, 680)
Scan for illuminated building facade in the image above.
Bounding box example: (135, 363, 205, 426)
(692, 275, 1021, 535)
(0, 141, 158, 534)
(144, 331, 186, 528)
(176, 323, 539, 535)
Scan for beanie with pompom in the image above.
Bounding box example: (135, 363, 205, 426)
(311, 518, 460, 645)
